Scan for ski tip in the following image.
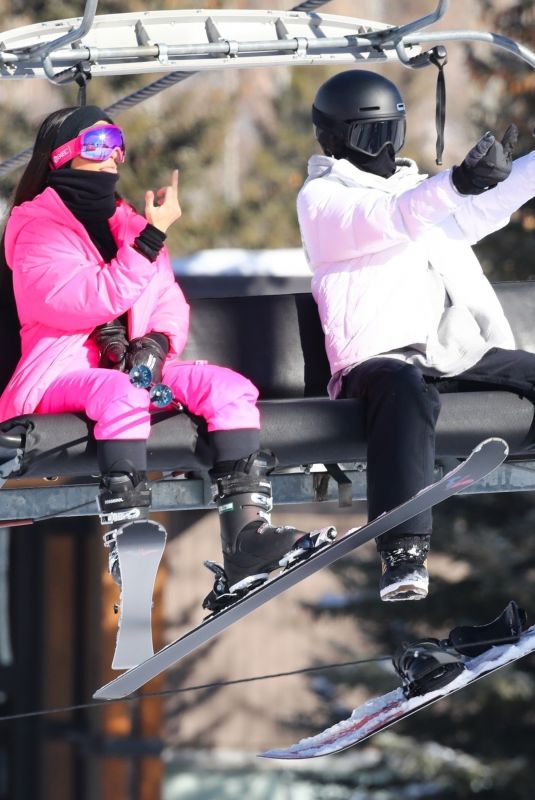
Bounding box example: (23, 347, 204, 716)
(476, 437, 509, 457)
(92, 683, 130, 701)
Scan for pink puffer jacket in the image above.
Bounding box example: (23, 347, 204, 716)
(0, 186, 190, 419)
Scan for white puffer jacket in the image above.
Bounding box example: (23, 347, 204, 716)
(297, 153, 535, 397)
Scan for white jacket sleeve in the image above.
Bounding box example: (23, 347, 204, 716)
(453, 151, 535, 244)
(298, 170, 464, 263)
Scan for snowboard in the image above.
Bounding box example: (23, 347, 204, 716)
(93, 437, 507, 701)
(260, 623, 535, 760)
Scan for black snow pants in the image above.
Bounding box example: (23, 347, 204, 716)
(340, 347, 535, 547)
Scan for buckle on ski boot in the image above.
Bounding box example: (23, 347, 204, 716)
(103, 528, 122, 594)
(97, 473, 151, 526)
(202, 560, 268, 613)
(99, 506, 149, 526)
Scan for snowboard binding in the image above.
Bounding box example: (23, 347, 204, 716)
(393, 601, 528, 698)
(446, 599, 528, 657)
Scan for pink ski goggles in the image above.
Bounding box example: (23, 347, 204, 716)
(50, 124, 126, 169)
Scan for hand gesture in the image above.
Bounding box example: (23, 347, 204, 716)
(452, 124, 519, 196)
(145, 169, 182, 233)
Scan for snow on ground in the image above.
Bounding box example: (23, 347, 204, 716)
(172, 248, 311, 277)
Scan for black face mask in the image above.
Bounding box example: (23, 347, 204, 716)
(47, 168, 119, 222)
(47, 169, 120, 262)
(342, 143, 397, 178)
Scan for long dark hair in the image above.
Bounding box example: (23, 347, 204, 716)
(8, 107, 78, 212)
(1, 107, 78, 271)
(0, 107, 78, 394)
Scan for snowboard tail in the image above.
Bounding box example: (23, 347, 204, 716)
(93, 437, 508, 701)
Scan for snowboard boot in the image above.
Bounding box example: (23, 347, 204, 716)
(378, 535, 430, 602)
(203, 450, 336, 610)
(97, 470, 152, 588)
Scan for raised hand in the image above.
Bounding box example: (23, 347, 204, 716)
(145, 169, 181, 233)
(451, 124, 519, 195)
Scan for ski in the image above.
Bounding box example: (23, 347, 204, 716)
(109, 519, 167, 670)
(260, 622, 535, 760)
(93, 437, 507, 700)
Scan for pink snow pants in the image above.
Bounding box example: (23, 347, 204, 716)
(37, 361, 260, 440)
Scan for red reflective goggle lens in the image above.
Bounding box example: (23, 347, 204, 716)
(50, 125, 126, 169)
(348, 119, 406, 155)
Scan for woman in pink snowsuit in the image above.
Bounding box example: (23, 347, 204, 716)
(0, 105, 317, 607)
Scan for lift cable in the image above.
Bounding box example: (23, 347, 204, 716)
(0, 635, 526, 723)
(0, 654, 391, 722)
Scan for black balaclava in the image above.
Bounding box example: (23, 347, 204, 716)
(317, 129, 397, 179)
(47, 105, 119, 261)
(344, 143, 397, 179)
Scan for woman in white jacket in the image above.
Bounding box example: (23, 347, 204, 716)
(297, 69, 533, 602)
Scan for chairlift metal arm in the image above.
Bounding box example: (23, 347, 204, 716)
(27, 0, 99, 83)
(371, 0, 449, 44)
(404, 29, 535, 70)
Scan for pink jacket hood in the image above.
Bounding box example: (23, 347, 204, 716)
(0, 187, 189, 419)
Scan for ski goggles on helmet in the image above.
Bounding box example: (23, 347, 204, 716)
(50, 124, 126, 169)
(347, 118, 406, 156)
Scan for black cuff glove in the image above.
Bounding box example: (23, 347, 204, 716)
(451, 124, 518, 196)
(126, 332, 170, 384)
(91, 320, 129, 370)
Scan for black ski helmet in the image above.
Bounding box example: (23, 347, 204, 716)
(312, 70, 406, 158)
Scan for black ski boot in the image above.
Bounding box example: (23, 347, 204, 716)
(97, 470, 152, 587)
(203, 450, 336, 611)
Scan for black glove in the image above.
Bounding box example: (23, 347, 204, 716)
(451, 124, 518, 195)
(126, 333, 170, 384)
(91, 320, 129, 370)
